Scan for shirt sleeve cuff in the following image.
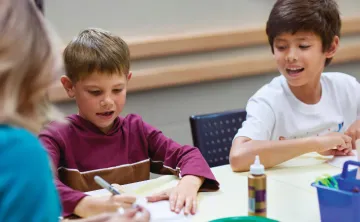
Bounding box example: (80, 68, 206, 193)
(62, 192, 87, 218)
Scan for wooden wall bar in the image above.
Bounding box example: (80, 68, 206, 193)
(49, 17, 360, 102)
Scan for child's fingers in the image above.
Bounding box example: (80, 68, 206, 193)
(339, 148, 353, 156)
(338, 135, 352, 150)
(146, 193, 168, 202)
(342, 134, 353, 145)
(318, 150, 334, 156)
(333, 149, 353, 156)
(123, 208, 139, 218)
(345, 150, 355, 156)
(191, 199, 197, 215)
(136, 207, 151, 222)
(169, 192, 177, 211)
(348, 140, 354, 150)
(332, 150, 344, 156)
(336, 145, 344, 151)
(146, 188, 172, 202)
(344, 130, 355, 149)
(336, 144, 351, 151)
(183, 197, 192, 215)
(355, 130, 360, 148)
(174, 194, 185, 214)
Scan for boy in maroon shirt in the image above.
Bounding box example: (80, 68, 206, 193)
(39, 28, 219, 219)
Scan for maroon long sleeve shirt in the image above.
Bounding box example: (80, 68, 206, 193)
(39, 114, 219, 217)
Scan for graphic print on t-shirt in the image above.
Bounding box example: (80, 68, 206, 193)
(278, 121, 344, 141)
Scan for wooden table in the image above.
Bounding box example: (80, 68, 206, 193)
(191, 153, 341, 222)
(90, 153, 343, 222)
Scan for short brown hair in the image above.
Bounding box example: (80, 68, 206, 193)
(266, 0, 341, 66)
(63, 28, 130, 82)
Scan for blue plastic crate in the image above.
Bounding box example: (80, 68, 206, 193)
(311, 160, 360, 222)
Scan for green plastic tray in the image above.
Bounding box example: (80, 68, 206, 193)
(209, 216, 279, 222)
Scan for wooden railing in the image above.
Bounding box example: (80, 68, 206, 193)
(49, 17, 360, 102)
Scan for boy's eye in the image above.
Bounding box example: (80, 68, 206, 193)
(299, 45, 310, 49)
(113, 89, 123, 93)
(275, 45, 287, 51)
(88, 90, 101, 96)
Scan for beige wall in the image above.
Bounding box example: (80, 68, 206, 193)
(46, 0, 360, 41)
(47, 0, 360, 145)
(45, 1, 360, 71)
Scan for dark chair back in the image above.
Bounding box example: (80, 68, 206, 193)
(189, 109, 247, 167)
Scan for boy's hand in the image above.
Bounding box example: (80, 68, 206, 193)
(315, 132, 353, 156)
(146, 175, 204, 215)
(345, 120, 360, 149)
(74, 195, 137, 218)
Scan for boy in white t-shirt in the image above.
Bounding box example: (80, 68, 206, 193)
(230, 0, 360, 172)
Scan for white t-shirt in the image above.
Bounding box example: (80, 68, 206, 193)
(234, 72, 360, 141)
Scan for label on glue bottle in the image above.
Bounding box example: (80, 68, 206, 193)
(249, 197, 256, 213)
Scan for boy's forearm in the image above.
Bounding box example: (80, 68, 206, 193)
(230, 137, 319, 172)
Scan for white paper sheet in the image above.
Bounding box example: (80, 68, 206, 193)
(134, 198, 193, 222)
(85, 192, 192, 221)
(326, 150, 359, 170)
(86, 177, 192, 222)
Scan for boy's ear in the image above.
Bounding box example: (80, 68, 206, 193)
(60, 75, 76, 98)
(325, 35, 339, 59)
(127, 72, 132, 81)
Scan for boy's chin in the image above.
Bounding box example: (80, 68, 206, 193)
(285, 76, 308, 88)
(287, 81, 306, 88)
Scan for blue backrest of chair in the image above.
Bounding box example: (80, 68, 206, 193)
(189, 109, 247, 167)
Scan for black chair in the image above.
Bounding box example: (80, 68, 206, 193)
(189, 109, 247, 167)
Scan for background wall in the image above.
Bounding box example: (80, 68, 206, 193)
(46, 0, 360, 145)
(46, 0, 360, 41)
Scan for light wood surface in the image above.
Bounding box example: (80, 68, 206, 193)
(93, 153, 342, 222)
(193, 153, 339, 222)
(128, 16, 360, 60)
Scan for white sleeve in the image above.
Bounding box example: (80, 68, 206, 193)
(234, 96, 275, 141)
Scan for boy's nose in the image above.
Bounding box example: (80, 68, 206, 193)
(100, 97, 114, 108)
(286, 49, 298, 63)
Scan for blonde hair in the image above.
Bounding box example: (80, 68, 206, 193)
(0, 0, 64, 134)
(63, 28, 130, 83)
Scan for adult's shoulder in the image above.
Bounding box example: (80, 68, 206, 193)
(0, 125, 51, 171)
